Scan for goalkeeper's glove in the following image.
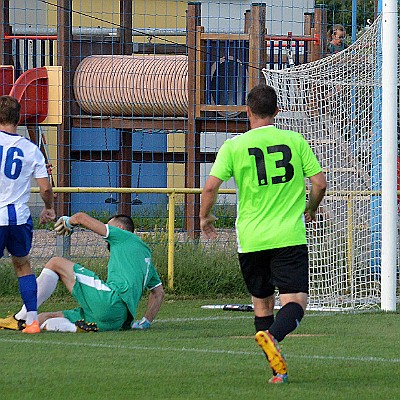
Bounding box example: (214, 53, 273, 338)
(54, 216, 74, 236)
(131, 317, 151, 330)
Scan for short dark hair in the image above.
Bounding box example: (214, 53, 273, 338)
(108, 214, 135, 232)
(0, 95, 21, 126)
(246, 84, 277, 118)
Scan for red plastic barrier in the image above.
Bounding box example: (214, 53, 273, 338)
(9, 67, 48, 125)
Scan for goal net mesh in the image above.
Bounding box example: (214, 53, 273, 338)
(263, 15, 398, 310)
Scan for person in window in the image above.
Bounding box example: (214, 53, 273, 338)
(0, 95, 56, 334)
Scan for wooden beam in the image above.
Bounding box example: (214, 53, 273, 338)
(72, 116, 187, 131)
(185, 2, 201, 238)
(199, 33, 250, 41)
(195, 26, 205, 118)
(0, 0, 13, 66)
(244, 9, 251, 34)
(248, 3, 266, 89)
(120, 130, 132, 214)
(304, 12, 313, 36)
(120, 0, 133, 55)
(57, 0, 73, 215)
(312, 5, 327, 60)
(200, 105, 247, 113)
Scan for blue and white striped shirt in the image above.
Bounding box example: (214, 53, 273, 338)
(0, 131, 48, 225)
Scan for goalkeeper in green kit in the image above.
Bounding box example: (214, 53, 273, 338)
(200, 84, 326, 384)
(0, 212, 164, 332)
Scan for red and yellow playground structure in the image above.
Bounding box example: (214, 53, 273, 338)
(3, 1, 380, 237)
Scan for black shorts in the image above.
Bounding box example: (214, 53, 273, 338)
(238, 244, 309, 298)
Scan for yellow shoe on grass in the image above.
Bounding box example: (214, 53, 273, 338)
(255, 330, 288, 376)
(0, 314, 26, 331)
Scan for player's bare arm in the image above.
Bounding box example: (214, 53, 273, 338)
(199, 176, 223, 239)
(131, 284, 165, 329)
(69, 212, 108, 236)
(143, 285, 165, 323)
(36, 177, 56, 223)
(304, 172, 327, 222)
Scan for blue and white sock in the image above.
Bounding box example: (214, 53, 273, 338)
(16, 268, 59, 322)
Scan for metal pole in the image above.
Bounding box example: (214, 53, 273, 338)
(351, 0, 357, 42)
(167, 191, 176, 289)
(380, 0, 398, 311)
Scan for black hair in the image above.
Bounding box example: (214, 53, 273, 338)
(108, 214, 135, 232)
(246, 84, 277, 118)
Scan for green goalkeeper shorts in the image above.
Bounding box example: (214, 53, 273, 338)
(62, 264, 128, 331)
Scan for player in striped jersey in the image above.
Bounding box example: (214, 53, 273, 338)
(0, 95, 56, 333)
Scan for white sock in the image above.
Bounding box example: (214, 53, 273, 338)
(25, 311, 38, 325)
(15, 268, 59, 321)
(40, 317, 77, 333)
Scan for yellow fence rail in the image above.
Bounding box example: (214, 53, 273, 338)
(31, 187, 390, 289)
(32, 187, 236, 288)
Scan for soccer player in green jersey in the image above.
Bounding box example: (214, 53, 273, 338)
(200, 84, 326, 384)
(0, 213, 164, 332)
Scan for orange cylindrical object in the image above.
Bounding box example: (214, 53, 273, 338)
(73, 55, 188, 117)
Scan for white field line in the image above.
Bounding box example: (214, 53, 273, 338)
(154, 313, 326, 323)
(156, 315, 254, 322)
(0, 337, 399, 364)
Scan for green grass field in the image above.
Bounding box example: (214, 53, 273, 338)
(1, 296, 399, 400)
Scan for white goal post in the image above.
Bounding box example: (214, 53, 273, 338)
(380, 0, 398, 311)
(262, 13, 399, 311)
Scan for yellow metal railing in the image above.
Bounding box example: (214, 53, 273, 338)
(32, 187, 236, 288)
(31, 187, 392, 289)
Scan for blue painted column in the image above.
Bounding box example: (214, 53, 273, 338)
(351, 0, 357, 43)
(370, 2, 382, 280)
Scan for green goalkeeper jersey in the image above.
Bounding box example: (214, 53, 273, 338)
(210, 125, 322, 253)
(105, 225, 162, 319)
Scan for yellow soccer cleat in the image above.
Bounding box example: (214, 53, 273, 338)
(0, 314, 26, 331)
(255, 330, 288, 376)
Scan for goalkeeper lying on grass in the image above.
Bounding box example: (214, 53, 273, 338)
(0, 212, 164, 333)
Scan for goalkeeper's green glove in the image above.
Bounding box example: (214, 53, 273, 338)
(131, 317, 151, 330)
(54, 216, 74, 236)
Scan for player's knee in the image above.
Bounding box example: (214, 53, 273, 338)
(11, 255, 31, 274)
(45, 256, 70, 272)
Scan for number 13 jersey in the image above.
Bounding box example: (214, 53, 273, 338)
(209, 125, 322, 253)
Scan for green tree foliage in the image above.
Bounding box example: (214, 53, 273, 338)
(315, 0, 377, 35)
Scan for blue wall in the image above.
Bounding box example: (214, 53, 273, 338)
(70, 128, 168, 214)
(71, 127, 120, 151)
(131, 162, 168, 210)
(71, 160, 119, 214)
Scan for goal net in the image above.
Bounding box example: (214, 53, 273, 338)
(263, 15, 398, 310)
